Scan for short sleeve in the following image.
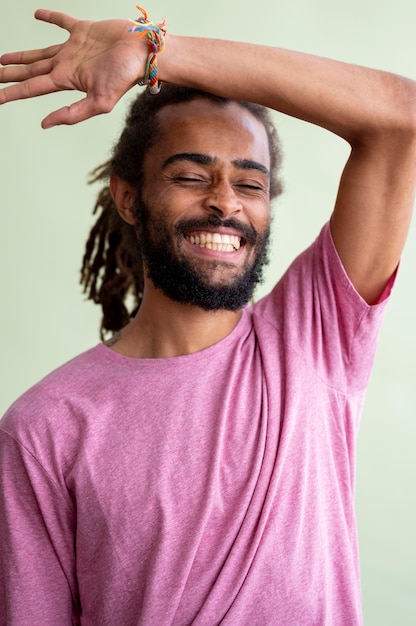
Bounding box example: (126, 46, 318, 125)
(254, 222, 394, 393)
(0, 425, 79, 625)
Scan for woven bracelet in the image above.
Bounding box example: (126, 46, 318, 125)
(129, 5, 167, 94)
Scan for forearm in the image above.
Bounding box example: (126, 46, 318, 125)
(1, 12, 415, 137)
(159, 35, 416, 145)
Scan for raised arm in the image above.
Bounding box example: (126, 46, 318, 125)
(2, 9, 416, 302)
(161, 37, 416, 303)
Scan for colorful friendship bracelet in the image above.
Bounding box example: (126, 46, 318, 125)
(129, 5, 167, 95)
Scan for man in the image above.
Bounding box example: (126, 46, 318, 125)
(0, 8, 415, 625)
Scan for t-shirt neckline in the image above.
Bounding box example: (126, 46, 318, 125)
(96, 306, 252, 367)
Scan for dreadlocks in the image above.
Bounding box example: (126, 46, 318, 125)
(81, 84, 284, 339)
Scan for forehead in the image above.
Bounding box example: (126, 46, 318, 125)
(149, 99, 271, 169)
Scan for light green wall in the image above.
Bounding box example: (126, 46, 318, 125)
(1, 1, 415, 623)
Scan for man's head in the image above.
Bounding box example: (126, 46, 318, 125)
(81, 85, 284, 336)
(110, 84, 283, 202)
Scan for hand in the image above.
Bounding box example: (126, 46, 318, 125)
(0, 9, 148, 127)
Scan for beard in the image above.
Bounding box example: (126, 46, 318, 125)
(133, 197, 271, 311)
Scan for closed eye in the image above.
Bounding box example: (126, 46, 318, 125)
(238, 183, 263, 189)
(235, 182, 268, 193)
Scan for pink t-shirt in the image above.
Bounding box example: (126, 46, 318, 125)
(0, 224, 391, 625)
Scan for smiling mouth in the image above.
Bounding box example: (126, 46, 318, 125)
(185, 232, 242, 252)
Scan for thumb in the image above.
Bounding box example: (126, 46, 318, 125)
(41, 94, 116, 128)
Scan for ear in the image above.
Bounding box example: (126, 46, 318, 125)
(109, 175, 136, 225)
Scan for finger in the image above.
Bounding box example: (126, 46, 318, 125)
(34, 9, 78, 33)
(0, 59, 54, 84)
(42, 95, 117, 128)
(1, 45, 62, 66)
(0, 74, 61, 104)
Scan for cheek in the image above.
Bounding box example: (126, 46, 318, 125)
(142, 200, 182, 246)
(248, 202, 271, 231)
(155, 196, 204, 233)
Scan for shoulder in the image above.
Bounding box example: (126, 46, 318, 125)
(255, 221, 392, 323)
(252, 222, 394, 392)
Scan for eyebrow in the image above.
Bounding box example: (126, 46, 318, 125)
(162, 153, 270, 177)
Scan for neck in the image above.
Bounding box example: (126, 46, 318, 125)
(106, 281, 243, 359)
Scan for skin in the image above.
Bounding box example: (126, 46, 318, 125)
(109, 100, 272, 358)
(1, 10, 416, 348)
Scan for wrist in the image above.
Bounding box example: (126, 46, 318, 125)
(157, 34, 187, 86)
(128, 6, 167, 94)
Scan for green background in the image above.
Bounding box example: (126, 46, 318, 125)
(1, 1, 415, 623)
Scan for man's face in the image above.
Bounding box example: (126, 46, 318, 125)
(135, 99, 272, 310)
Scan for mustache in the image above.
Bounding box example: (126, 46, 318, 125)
(175, 215, 260, 245)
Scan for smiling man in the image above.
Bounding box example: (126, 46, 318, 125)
(1, 9, 416, 626)
(104, 95, 277, 358)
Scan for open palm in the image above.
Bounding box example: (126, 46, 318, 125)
(0, 10, 148, 127)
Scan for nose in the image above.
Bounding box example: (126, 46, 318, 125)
(203, 179, 242, 217)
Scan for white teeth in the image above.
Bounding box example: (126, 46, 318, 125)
(185, 232, 242, 251)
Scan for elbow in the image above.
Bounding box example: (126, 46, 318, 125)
(383, 76, 416, 138)
(352, 76, 416, 149)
